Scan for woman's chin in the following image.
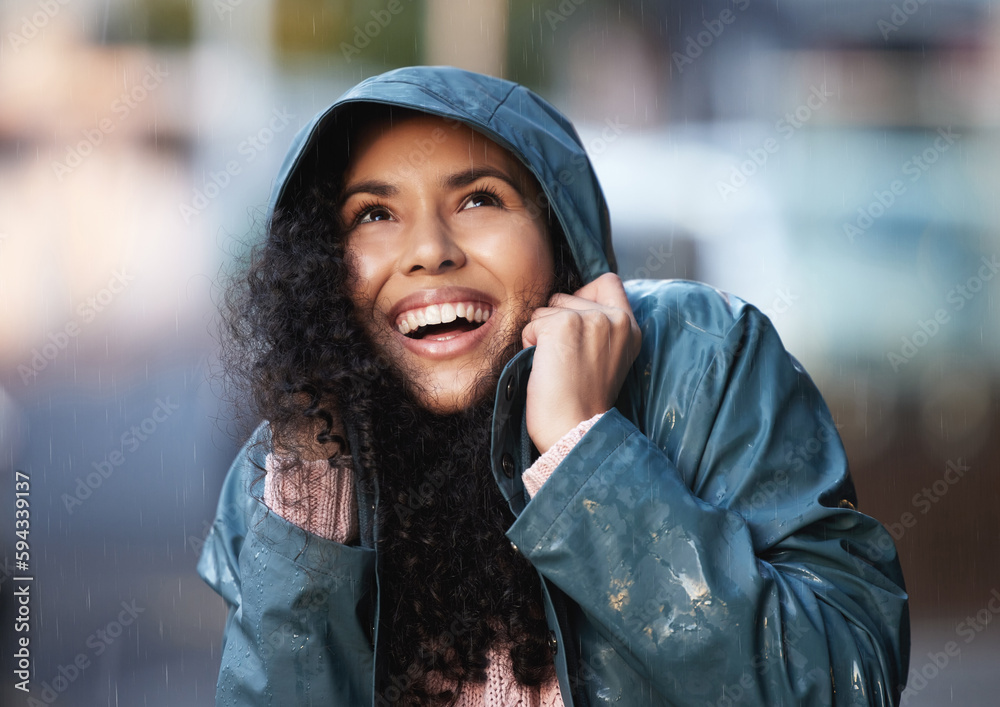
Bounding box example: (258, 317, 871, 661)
(414, 385, 480, 415)
(407, 368, 496, 414)
(381, 316, 523, 414)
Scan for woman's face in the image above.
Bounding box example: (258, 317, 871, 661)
(340, 115, 555, 413)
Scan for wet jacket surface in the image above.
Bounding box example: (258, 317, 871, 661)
(198, 67, 909, 706)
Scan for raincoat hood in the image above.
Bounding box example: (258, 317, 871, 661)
(267, 65, 616, 284)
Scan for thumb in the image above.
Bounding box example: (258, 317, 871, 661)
(521, 318, 539, 348)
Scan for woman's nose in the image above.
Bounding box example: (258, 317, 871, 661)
(402, 216, 466, 275)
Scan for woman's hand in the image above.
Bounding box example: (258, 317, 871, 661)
(521, 273, 641, 453)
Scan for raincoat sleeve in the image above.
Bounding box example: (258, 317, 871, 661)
(197, 426, 377, 706)
(505, 282, 909, 706)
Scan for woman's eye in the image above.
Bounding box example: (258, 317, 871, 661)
(463, 191, 501, 210)
(357, 206, 393, 224)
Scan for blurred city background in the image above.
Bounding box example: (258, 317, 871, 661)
(1, 0, 997, 703)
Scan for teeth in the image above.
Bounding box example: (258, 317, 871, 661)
(395, 301, 492, 335)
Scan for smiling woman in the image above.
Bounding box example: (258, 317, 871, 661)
(340, 114, 555, 414)
(198, 66, 909, 707)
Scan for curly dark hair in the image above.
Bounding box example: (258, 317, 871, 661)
(221, 118, 582, 704)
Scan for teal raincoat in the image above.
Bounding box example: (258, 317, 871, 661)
(198, 66, 909, 706)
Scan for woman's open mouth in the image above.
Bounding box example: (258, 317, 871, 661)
(395, 302, 493, 341)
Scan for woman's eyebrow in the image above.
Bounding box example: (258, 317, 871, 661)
(340, 179, 397, 205)
(443, 166, 522, 194)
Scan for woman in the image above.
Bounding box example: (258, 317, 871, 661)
(198, 66, 909, 706)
